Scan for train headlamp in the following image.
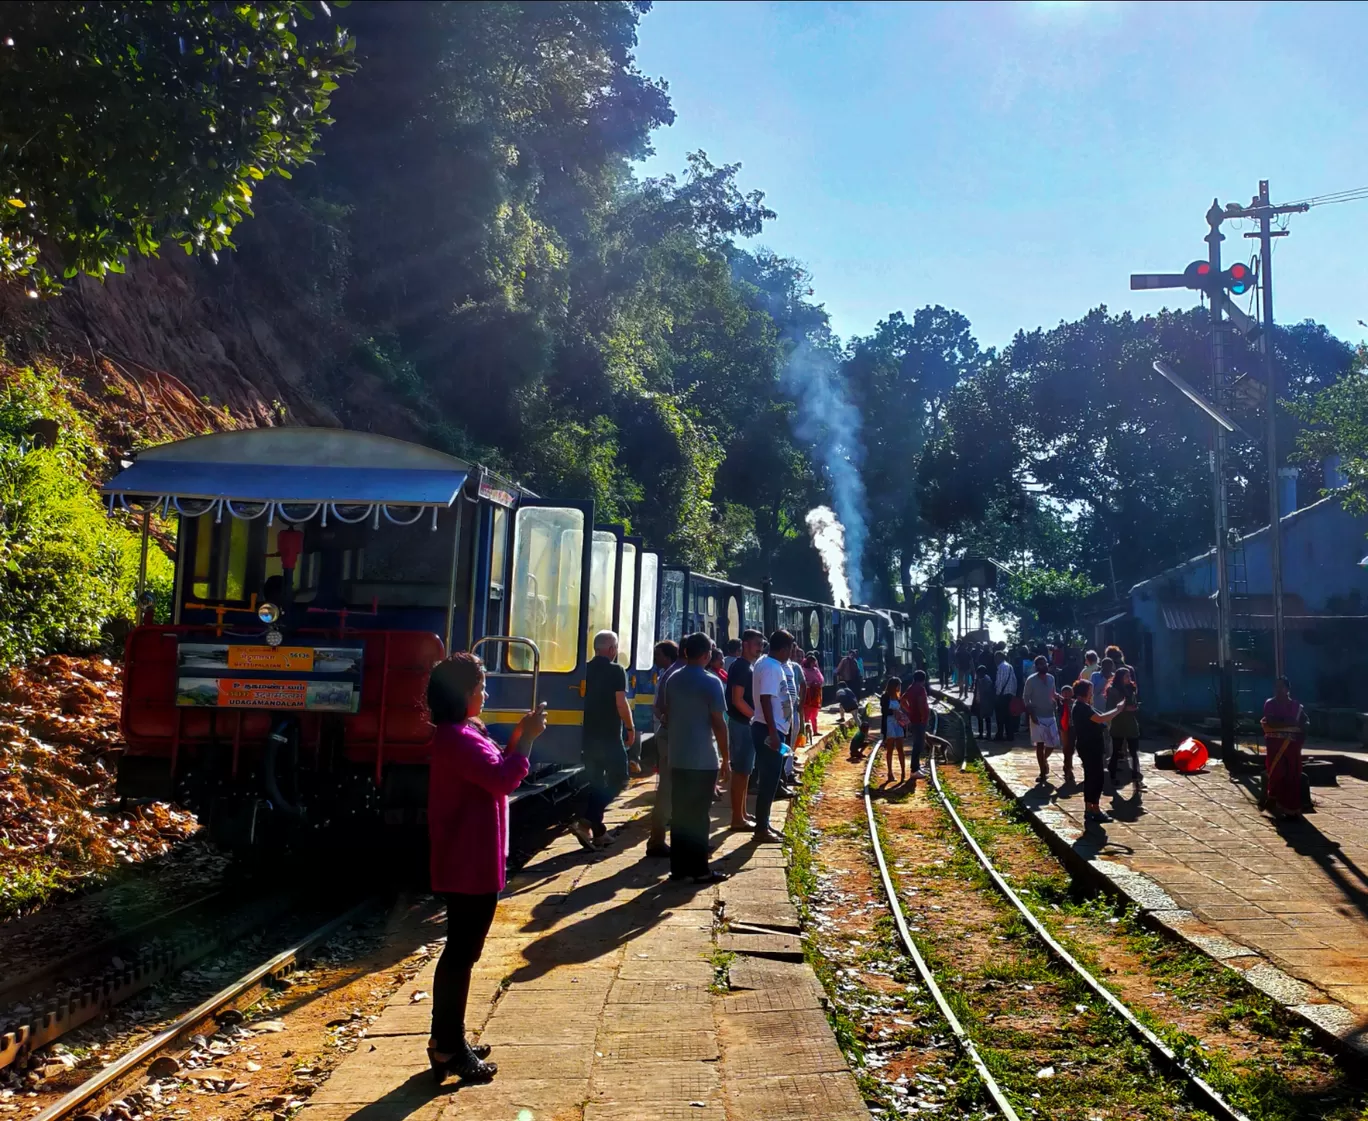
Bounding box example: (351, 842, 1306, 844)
(258, 602, 281, 624)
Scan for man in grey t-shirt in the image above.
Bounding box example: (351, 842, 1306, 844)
(1022, 655, 1059, 784)
(660, 632, 730, 883)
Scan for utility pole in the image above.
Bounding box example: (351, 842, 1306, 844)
(1205, 201, 1237, 759)
(1132, 205, 1268, 761)
(1225, 180, 1308, 683)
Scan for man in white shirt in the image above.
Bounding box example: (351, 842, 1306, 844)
(1023, 655, 1059, 783)
(993, 653, 1017, 741)
(750, 628, 795, 842)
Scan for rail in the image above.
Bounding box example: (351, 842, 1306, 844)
(32, 899, 378, 1121)
(0, 892, 294, 1073)
(919, 699, 1254, 1121)
(861, 734, 1021, 1119)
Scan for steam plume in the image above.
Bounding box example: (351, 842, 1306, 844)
(805, 506, 852, 607)
(782, 341, 869, 605)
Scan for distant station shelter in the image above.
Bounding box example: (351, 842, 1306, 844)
(1117, 470, 1368, 728)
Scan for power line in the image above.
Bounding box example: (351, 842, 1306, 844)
(1286, 185, 1368, 208)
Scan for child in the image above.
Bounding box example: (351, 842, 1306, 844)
(1058, 683, 1075, 785)
(880, 677, 906, 784)
(848, 706, 870, 763)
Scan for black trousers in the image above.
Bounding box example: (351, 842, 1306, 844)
(1079, 742, 1106, 804)
(752, 723, 784, 833)
(1109, 736, 1140, 781)
(431, 891, 499, 1053)
(583, 739, 628, 829)
(975, 704, 992, 737)
(670, 768, 717, 878)
(994, 697, 1012, 739)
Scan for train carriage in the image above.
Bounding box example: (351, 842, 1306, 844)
(102, 428, 660, 847)
(100, 425, 929, 851)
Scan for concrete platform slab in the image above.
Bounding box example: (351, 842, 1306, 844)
(588, 1059, 721, 1103)
(304, 730, 862, 1119)
(724, 1071, 868, 1121)
(596, 1030, 719, 1063)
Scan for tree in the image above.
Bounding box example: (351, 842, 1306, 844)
(0, 1, 355, 290)
(1291, 344, 1368, 523)
(843, 306, 985, 602)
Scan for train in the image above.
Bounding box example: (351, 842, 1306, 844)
(103, 427, 919, 847)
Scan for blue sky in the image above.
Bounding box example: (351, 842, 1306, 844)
(632, 1, 1368, 351)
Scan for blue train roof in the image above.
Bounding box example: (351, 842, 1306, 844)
(100, 427, 521, 520)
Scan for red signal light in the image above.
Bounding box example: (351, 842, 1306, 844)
(1224, 262, 1255, 296)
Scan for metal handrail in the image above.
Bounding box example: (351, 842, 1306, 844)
(473, 635, 541, 709)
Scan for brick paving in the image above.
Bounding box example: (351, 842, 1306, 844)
(297, 721, 865, 1121)
(983, 740, 1368, 1044)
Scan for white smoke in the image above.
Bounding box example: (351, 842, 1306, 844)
(805, 506, 852, 607)
(782, 341, 870, 604)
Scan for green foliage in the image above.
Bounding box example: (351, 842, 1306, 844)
(1291, 344, 1368, 521)
(1002, 567, 1103, 631)
(0, 1, 356, 290)
(0, 364, 173, 667)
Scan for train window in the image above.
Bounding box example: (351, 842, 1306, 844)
(616, 542, 637, 669)
(809, 612, 820, 647)
(744, 589, 764, 632)
(707, 594, 717, 618)
(508, 507, 585, 673)
(263, 523, 303, 591)
(588, 531, 617, 649)
(727, 596, 739, 642)
(189, 515, 212, 600)
(661, 569, 685, 643)
(343, 511, 458, 608)
(863, 619, 876, 649)
(636, 553, 659, 671)
(490, 506, 508, 589)
(186, 513, 250, 603)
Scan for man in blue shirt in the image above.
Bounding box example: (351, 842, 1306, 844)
(660, 631, 730, 883)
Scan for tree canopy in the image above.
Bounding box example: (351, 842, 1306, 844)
(0, 1, 355, 290)
(3, 0, 1363, 641)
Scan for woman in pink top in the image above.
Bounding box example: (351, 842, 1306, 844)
(426, 653, 546, 1084)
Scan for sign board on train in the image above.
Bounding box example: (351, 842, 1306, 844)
(174, 641, 365, 712)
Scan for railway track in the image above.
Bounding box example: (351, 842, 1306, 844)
(0, 891, 299, 1073)
(859, 703, 1253, 1121)
(29, 898, 378, 1121)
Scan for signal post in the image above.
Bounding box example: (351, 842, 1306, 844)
(1131, 209, 1261, 762)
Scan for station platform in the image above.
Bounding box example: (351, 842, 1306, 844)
(297, 727, 865, 1121)
(982, 741, 1368, 1052)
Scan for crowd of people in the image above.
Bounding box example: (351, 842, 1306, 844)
(416, 622, 1313, 1083)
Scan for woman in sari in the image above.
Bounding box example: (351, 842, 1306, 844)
(1261, 675, 1308, 818)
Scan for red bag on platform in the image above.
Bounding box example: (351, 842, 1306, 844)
(1173, 737, 1208, 773)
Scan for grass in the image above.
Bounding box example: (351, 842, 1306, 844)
(0, 852, 71, 919)
(870, 788, 1195, 1121)
(708, 947, 735, 995)
(929, 705, 1368, 1121)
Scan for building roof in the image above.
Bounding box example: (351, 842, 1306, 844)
(1128, 495, 1341, 596)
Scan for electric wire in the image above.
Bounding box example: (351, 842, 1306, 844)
(1286, 186, 1368, 208)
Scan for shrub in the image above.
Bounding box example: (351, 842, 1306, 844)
(0, 363, 174, 667)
